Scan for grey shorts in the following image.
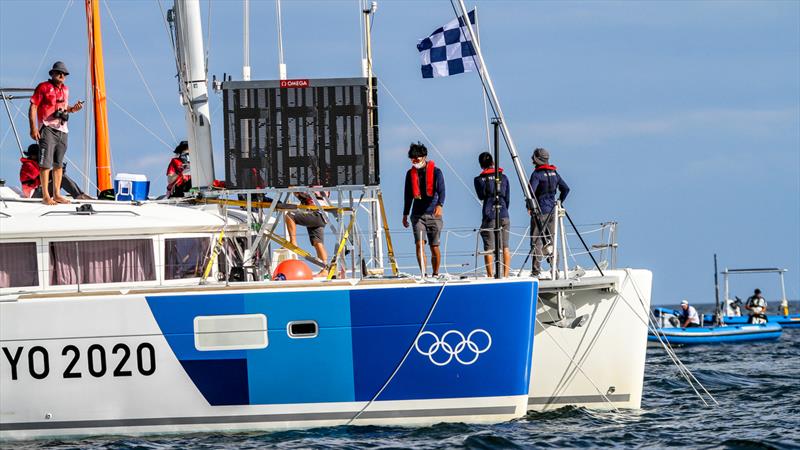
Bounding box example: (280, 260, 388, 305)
(287, 210, 326, 245)
(38, 126, 68, 170)
(411, 213, 443, 246)
(480, 217, 510, 251)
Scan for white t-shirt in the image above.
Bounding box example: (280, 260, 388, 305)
(684, 306, 700, 325)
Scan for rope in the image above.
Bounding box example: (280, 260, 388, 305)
(107, 97, 172, 149)
(375, 77, 480, 205)
(618, 269, 718, 406)
(533, 315, 621, 413)
(345, 278, 450, 425)
(0, 0, 75, 149)
(104, 0, 177, 142)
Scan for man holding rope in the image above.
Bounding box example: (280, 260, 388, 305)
(528, 148, 569, 276)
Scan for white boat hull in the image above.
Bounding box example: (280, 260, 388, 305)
(1, 280, 537, 440)
(528, 269, 652, 411)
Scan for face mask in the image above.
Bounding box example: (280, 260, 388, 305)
(412, 160, 425, 169)
(179, 152, 190, 163)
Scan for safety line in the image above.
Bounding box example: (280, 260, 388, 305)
(375, 76, 480, 205)
(618, 270, 718, 406)
(104, 0, 177, 143)
(345, 278, 451, 425)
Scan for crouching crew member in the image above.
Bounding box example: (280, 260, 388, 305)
(474, 152, 510, 277)
(285, 190, 330, 277)
(679, 300, 701, 328)
(20, 144, 90, 200)
(402, 142, 445, 277)
(167, 141, 192, 197)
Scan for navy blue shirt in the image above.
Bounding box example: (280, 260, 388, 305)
(474, 170, 510, 222)
(403, 165, 446, 216)
(529, 167, 569, 214)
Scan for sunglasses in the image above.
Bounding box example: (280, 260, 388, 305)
(53, 72, 67, 77)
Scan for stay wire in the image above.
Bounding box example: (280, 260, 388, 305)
(375, 76, 480, 205)
(0, 0, 75, 149)
(618, 270, 718, 406)
(104, 0, 177, 143)
(345, 278, 451, 425)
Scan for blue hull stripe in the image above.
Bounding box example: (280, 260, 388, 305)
(145, 282, 537, 406)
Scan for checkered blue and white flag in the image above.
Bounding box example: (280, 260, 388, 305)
(417, 9, 478, 79)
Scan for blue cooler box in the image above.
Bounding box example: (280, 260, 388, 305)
(114, 173, 150, 201)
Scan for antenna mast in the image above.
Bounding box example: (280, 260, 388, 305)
(170, 0, 215, 189)
(243, 0, 250, 81)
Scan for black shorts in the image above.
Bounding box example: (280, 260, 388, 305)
(287, 210, 326, 245)
(38, 126, 68, 170)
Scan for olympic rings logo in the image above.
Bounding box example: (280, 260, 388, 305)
(414, 329, 492, 366)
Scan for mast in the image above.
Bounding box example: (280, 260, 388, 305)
(455, 0, 536, 211)
(276, 0, 286, 79)
(85, 0, 112, 192)
(714, 253, 721, 324)
(243, 0, 250, 81)
(171, 0, 215, 189)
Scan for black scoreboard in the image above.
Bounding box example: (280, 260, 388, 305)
(222, 77, 379, 189)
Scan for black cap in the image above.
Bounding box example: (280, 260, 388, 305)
(174, 140, 189, 154)
(25, 143, 40, 159)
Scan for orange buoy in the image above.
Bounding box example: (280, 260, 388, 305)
(273, 259, 313, 281)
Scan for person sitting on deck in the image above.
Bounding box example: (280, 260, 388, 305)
(19, 144, 90, 200)
(285, 190, 330, 277)
(679, 300, 701, 328)
(745, 288, 768, 324)
(167, 141, 192, 198)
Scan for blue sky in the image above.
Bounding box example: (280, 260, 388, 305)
(1, 0, 798, 305)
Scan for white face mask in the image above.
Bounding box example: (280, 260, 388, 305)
(412, 159, 426, 169)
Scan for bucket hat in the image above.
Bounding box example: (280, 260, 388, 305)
(532, 148, 550, 165)
(49, 61, 70, 76)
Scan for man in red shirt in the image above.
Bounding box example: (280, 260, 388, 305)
(28, 61, 83, 205)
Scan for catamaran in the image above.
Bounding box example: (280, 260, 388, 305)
(0, 0, 653, 440)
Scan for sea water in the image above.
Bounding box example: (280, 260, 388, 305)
(8, 306, 799, 449)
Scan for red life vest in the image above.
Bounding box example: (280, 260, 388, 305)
(534, 164, 557, 171)
(410, 160, 436, 199)
(19, 157, 41, 198)
(479, 167, 503, 176)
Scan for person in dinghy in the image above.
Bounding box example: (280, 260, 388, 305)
(402, 142, 445, 277)
(745, 288, 768, 324)
(679, 299, 701, 328)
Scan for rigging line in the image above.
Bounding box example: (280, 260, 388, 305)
(64, 155, 101, 194)
(357, 0, 365, 60)
(108, 97, 172, 149)
(534, 316, 621, 413)
(615, 273, 716, 406)
(0, 0, 75, 149)
(83, 47, 93, 193)
(205, 0, 212, 76)
(103, 0, 177, 142)
(375, 76, 481, 205)
(28, 0, 76, 87)
(345, 278, 451, 425)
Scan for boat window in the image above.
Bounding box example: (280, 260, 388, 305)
(0, 242, 38, 288)
(287, 320, 318, 338)
(164, 237, 211, 280)
(49, 239, 156, 285)
(217, 237, 246, 281)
